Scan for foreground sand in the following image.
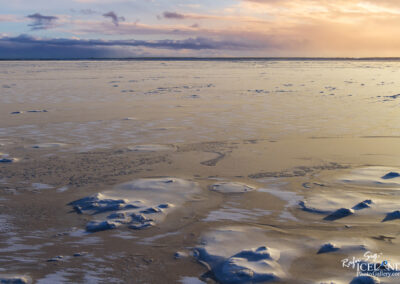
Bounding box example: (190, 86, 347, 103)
(1, 60, 400, 283)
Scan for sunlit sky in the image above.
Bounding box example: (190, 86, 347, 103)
(1, 0, 400, 58)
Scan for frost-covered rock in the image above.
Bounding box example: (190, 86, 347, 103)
(69, 178, 200, 232)
(195, 227, 286, 283)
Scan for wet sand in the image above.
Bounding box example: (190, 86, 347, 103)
(1, 60, 400, 283)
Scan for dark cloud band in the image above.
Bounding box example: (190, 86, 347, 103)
(0, 34, 253, 59)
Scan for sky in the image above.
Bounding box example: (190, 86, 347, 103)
(1, 0, 400, 58)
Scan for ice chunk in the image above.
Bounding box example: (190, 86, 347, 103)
(382, 210, 400, 222)
(317, 243, 340, 254)
(86, 221, 120, 232)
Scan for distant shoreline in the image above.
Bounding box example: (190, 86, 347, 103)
(2, 57, 400, 61)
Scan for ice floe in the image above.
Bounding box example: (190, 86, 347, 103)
(299, 191, 399, 222)
(339, 167, 400, 188)
(70, 178, 200, 232)
(209, 182, 255, 194)
(195, 226, 286, 283)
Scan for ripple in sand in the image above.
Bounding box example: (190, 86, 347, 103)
(203, 206, 271, 222)
(31, 183, 54, 190)
(150, 126, 184, 131)
(31, 143, 67, 149)
(127, 144, 174, 152)
(27, 110, 48, 113)
(179, 277, 206, 284)
(69, 178, 200, 232)
(209, 182, 256, 193)
(11, 109, 48, 114)
(56, 186, 69, 193)
(195, 226, 285, 283)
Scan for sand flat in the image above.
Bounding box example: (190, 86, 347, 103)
(1, 60, 400, 283)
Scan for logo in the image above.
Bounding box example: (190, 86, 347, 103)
(341, 251, 400, 277)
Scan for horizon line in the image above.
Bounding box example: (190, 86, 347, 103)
(2, 57, 400, 61)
